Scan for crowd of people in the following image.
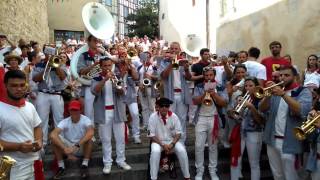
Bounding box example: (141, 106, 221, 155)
(0, 33, 320, 180)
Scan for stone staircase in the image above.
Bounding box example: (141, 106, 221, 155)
(43, 125, 273, 180)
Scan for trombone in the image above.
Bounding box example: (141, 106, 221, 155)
(293, 113, 320, 140)
(229, 92, 251, 120)
(253, 81, 284, 99)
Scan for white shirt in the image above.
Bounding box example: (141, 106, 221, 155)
(243, 60, 267, 80)
(148, 112, 182, 143)
(213, 66, 225, 86)
(275, 91, 291, 136)
(58, 115, 93, 144)
(173, 69, 182, 90)
(303, 70, 320, 88)
(104, 80, 114, 106)
(139, 64, 154, 83)
(0, 102, 41, 165)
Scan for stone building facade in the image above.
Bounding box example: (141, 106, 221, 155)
(0, 0, 49, 46)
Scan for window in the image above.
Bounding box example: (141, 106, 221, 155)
(104, 0, 112, 6)
(54, 30, 84, 42)
(123, 6, 129, 18)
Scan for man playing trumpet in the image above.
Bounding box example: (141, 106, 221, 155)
(259, 65, 312, 180)
(91, 57, 131, 174)
(192, 67, 228, 180)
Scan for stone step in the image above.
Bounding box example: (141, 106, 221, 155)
(45, 160, 273, 180)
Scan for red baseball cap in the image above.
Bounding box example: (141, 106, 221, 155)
(68, 100, 81, 111)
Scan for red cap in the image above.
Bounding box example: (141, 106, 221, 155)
(68, 100, 81, 111)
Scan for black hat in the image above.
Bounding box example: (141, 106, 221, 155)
(156, 97, 173, 106)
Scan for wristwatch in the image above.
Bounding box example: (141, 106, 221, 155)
(170, 142, 176, 148)
(74, 143, 80, 148)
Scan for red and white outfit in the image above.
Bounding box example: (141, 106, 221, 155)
(261, 56, 290, 81)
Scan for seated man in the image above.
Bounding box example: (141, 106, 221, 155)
(50, 100, 94, 179)
(148, 97, 191, 180)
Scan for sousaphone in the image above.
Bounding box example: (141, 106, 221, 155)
(71, 2, 115, 85)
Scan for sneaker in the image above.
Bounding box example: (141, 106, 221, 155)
(80, 165, 89, 179)
(102, 165, 112, 174)
(195, 172, 203, 180)
(210, 172, 219, 180)
(133, 137, 142, 144)
(53, 167, 66, 180)
(118, 162, 131, 170)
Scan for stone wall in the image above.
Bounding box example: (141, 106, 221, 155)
(216, 0, 320, 70)
(0, 0, 49, 46)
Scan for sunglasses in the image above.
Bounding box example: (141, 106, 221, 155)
(203, 66, 214, 72)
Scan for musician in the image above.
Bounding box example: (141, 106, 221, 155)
(148, 97, 191, 180)
(117, 49, 141, 143)
(77, 35, 105, 121)
(159, 42, 192, 143)
(50, 100, 94, 179)
(138, 52, 158, 130)
(223, 65, 248, 148)
(192, 66, 228, 180)
(229, 77, 264, 180)
(32, 51, 67, 147)
(91, 57, 131, 174)
(261, 41, 290, 81)
(259, 65, 312, 180)
(24, 51, 41, 104)
(305, 108, 320, 180)
(0, 70, 42, 179)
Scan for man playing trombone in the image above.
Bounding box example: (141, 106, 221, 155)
(259, 65, 312, 180)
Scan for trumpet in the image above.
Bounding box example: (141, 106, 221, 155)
(154, 81, 161, 90)
(143, 78, 151, 86)
(0, 155, 16, 179)
(253, 81, 284, 99)
(293, 113, 320, 140)
(172, 55, 179, 69)
(229, 92, 251, 120)
(42, 55, 62, 81)
(107, 70, 123, 90)
(203, 92, 213, 106)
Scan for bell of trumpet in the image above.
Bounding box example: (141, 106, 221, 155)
(154, 81, 161, 90)
(229, 92, 251, 120)
(143, 78, 151, 87)
(293, 114, 320, 140)
(254, 81, 284, 99)
(42, 55, 62, 81)
(172, 55, 179, 69)
(0, 155, 16, 179)
(203, 92, 213, 106)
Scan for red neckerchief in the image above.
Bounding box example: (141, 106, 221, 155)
(158, 111, 173, 125)
(145, 62, 151, 67)
(284, 82, 299, 91)
(88, 49, 96, 58)
(229, 124, 241, 167)
(2, 96, 26, 107)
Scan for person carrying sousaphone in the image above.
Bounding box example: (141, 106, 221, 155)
(259, 65, 312, 180)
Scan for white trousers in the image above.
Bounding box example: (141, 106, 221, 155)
(10, 162, 34, 180)
(84, 86, 95, 121)
(139, 88, 155, 128)
(171, 93, 188, 143)
(36, 92, 64, 146)
(188, 88, 196, 123)
(98, 109, 126, 166)
(127, 102, 140, 138)
(195, 116, 218, 175)
(150, 142, 190, 180)
(267, 138, 299, 180)
(230, 132, 262, 180)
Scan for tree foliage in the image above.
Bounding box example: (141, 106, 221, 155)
(126, 0, 159, 38)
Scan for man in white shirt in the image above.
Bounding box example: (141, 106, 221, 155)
(0, 70, 43, 179)
(241, 47, 266, 86)
(0, 35, 16, 64)
(148, 98, 191, 180)
(50, 100, 94, 179)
